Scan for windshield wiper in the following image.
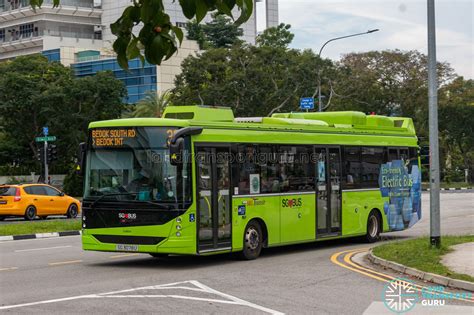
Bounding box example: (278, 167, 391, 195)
(89, 192, 138, 209)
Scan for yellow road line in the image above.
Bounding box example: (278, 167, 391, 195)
(330, 249, 474, 303)
(48, 260, 83, 266)
(0, 267, 18, 272)
(109, 253, 140, 259)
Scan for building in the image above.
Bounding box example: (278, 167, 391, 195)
(0, 0, 103, 65)
(1, 0, 279, 102)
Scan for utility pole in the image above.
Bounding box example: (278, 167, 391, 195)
(44, 140, 49, 184)
(317, 29, 379, 112)
(428, 0, 441, 248)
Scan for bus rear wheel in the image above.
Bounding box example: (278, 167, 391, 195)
(365, 211, 381, 243)
(240, 221, 263, 260)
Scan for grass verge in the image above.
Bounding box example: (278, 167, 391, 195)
(373, 235, 474, 282)
(422, 182, 472, 189)
(0, 219, 81, 236)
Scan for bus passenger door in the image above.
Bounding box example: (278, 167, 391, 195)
(315, 147, 342, 237)
(196, 147, 232, 253)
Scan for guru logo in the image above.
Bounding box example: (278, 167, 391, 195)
(383, 278, 418, 313)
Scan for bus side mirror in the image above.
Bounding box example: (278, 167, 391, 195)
(170, 137, 184, 166)
(76, 142, 87, 176)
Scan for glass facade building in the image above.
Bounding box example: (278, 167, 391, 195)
(71, 57, 157, 104)
(42, 48, 61, 62)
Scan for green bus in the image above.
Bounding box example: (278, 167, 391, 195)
(80, 106, 421, 259)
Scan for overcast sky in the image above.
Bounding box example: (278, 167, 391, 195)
(256, 0, 473, 79)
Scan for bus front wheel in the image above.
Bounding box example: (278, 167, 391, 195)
(240, 221, 263, 260)
(365, 211, 381, 243)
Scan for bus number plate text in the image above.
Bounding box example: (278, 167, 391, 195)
(116, 244, 138, 252)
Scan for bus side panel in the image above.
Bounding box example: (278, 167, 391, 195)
(231, 196, 281, 251)
(342, 191, 388, 236)
(280, 193, 315, 243)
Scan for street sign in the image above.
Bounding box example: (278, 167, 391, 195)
(43, 126, 49, 136)
(35, 136, 56, 142)
(300, 97, 314, 110)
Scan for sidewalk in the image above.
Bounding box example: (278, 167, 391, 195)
(441, 242, 474, 278)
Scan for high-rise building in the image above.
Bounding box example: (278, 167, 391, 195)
(1, 0, 279, 102)
(0, 0, 103, 65)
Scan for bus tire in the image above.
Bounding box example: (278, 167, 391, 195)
(67, 204, 78, 219)
(0, 216, 5, 221)
(365, 210, 381, 243)
(149, 253, 168, 259)
(24, 206, 36, 221)
(240, 220, 263, 260)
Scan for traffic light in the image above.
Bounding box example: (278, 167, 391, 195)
(36, 146, 45, 163)
(47, 144, 58, 163)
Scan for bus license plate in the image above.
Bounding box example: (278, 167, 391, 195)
(116, 244, 138, 252)
(0, 200, 6, 204)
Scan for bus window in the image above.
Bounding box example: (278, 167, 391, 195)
(259, 145, 280, 193)
(236, 145, 259, 195)
(360, 147, 384, 188)
(279, 146, 314, 192)
(399, 148, 409, 162)
(388, 148, 399, 162)
(342, 147, 361, 189)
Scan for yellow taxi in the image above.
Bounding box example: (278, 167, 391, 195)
(0, 184, 81, 221)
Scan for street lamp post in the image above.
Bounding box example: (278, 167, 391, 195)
(317, 29, 379, 112)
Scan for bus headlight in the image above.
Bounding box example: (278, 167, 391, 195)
(176, 217, 182, 223)
(176, 232, 181, 237)
(176, 225, 182, 230)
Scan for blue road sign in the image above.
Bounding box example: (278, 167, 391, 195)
(300, 97, 314, 110)
(43, 127, 49, 136)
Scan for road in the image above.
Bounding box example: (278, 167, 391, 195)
(0, 192, 473, 314)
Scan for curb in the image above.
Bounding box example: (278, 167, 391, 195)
(422, 187, 472, 191)
(0, 230, 81, 242)
(367, 249, 474, 292)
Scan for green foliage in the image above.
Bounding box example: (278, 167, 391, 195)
(439, 77, 474, 182)
(186, 14, 244, 49)
(0, 55, 126, 176)
(0, 219, 81, 236)
(126, 90, 172, 118)
(31, 0, 253, 69)
(63, 167, 84, 197)
(172, 44, 337, 117)
(256, 23, 294, 49)
(373, 235, 474, 282)
(330, 50, 455, 136)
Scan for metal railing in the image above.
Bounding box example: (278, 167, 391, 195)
(0, 0, 101, 13)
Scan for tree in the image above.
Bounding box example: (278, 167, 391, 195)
(0, 55, 126, 175)
(171, 43, 337, 117)
(256, 23, 294, 49)
(30, 0, 254, 69)
(186, 14, 244, 49)
(127, 90, 172, 118)
(438, 77, 474, 182)
(329, 50, 455, 137)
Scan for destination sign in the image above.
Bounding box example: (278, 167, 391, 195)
(91, 128, 137, 147)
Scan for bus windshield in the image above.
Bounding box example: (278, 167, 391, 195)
(84, 127, 191, 206)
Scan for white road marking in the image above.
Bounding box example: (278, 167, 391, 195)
(48, 260, 83, 266)
(14, 245, 72, 253)
(0, 267, 18, 272)
(0, 280, 284, 314)
(109, 253, 140, 259)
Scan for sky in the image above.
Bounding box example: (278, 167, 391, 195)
(256, 0, 473, 79)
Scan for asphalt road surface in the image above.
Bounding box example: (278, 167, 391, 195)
(0, 192, 473, 314)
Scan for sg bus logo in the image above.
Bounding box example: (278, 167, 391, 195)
(282, 198, 302, 208)
(118, 212, 137, 220)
